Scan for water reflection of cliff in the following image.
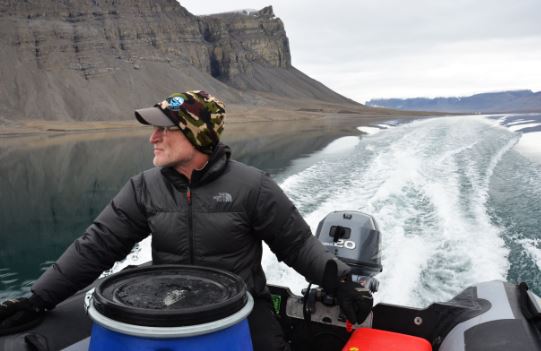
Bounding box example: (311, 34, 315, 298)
(0, 134, 153, 295)
(0, 127, 353, 296)
(227, 132, 345, 174)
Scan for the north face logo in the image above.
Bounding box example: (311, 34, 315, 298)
(213, 192, 232, 203)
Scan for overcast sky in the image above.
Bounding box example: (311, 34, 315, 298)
(180, 0, 541, 103)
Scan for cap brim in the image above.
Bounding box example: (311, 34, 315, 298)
(134, 107, 175, 127)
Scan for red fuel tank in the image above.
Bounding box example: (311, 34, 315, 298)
(342, 328, 432, 351)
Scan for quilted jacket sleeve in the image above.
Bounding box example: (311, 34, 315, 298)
(31, 176, 151, 308)
(251, 173, 351, 286)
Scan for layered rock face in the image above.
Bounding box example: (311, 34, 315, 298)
(202, 7, 291, 81)
(0, 0, 357, 122)
(1, 0, 207, 76)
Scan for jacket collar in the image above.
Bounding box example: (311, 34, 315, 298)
(161, 143, 231, 190)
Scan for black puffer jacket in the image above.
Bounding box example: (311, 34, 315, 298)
(32, 144, 350, 308)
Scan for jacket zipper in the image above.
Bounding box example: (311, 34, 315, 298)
(186, 186, 194, 264)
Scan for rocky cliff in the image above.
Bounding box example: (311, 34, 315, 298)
(201, 7, 291, 80)
(0, 0, 358, 123)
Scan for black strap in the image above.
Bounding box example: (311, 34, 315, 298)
(24, 333, 49, 351)
(0, 313, 45, 337)
(518, 282, 541, 321)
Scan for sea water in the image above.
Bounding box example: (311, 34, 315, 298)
(265, 114, 541, 307)
(1, 114, 540, 308)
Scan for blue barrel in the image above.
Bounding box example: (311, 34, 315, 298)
(88, 265, 254, 351)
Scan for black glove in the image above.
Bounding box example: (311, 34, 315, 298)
(335, 276, 373, 324)
(0, 295, 46, 336)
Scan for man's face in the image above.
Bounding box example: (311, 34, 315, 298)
(149, 127, 197, 168)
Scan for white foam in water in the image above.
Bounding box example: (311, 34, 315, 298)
(490, 114, 541, 164)
(519, 239, 541, 270)
(507, 119, 536, 126)
(508, 122, 541, 132)
(514, 132, 541, 163)
(320, 136, 360, 154)
(269, 117, 514, 307)
(102, 236, 153, 277)
(357, 126, 382, 135)
(375, 119, 508, 305)
(261, 245, 308, 295)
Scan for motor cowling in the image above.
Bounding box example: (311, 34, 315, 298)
(316, 211, 382, 291)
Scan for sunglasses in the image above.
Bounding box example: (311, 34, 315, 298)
(153, 126, 181, 134)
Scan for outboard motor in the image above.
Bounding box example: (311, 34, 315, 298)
(316, 211, 382, 292)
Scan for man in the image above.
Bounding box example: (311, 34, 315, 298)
(0, 91, 372, 350)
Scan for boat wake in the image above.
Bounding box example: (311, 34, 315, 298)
(264, 116, 541, 307)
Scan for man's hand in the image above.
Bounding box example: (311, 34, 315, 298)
(335, 276, 373, 324)
(0, 296, 46, 335)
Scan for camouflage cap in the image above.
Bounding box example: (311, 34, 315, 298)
(134, 90, 225, 154)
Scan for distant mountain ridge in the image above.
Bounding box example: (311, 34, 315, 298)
(0, 0, 359, 123)
(367, 90, 541, 113)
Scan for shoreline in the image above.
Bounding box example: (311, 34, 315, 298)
(0, 115, 411, 137)
(0, 108, 442, 150)
(6, 112, 539, 166)
(0, 103, 445, 136)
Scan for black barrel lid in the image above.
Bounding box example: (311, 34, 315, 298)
(92, 265, 248, 327)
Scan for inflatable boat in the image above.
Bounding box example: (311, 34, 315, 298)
(1, 211, 540, 351)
